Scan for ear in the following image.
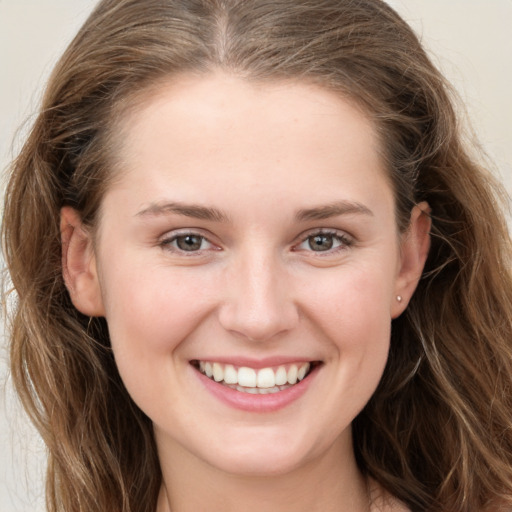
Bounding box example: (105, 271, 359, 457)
(391, 201, 431, 318)
(61, 206, 105, 316)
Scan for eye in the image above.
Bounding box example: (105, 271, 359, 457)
(160, 233, 214, 253)
(295, 230, 353, 253)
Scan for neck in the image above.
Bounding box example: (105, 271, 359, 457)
(155, 433, 370, 512)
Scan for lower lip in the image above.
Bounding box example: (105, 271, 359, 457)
(194, 365, 319, 413)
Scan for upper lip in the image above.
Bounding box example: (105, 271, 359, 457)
(190, 356, 320, 369)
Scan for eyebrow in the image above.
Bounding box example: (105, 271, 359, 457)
(136, 202, 229, 222)
(136, 199, 373, 223)
(295, 201, 373, 221)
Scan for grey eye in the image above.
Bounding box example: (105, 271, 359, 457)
(175, 235, 205, 251)
(307, 234, 334, 251)
(295, 231, 351, 253)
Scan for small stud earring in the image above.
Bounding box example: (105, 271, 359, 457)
(397, 295, 403, 302)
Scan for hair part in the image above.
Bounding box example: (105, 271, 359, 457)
(3, 1, 512, 511)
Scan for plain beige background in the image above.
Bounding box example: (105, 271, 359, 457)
(1, 1, 511, 511)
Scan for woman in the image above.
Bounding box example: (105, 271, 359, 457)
(3, 1, 512, 511)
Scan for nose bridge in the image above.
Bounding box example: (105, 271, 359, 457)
(218, 244, 298, 341)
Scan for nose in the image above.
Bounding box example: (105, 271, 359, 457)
(218, 248, 299, 342)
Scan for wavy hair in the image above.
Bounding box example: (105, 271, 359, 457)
(3, 1, 512, 511)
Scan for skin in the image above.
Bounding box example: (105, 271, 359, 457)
(61, 73, 430, 512)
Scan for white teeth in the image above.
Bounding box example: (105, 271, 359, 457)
(235, 385, 287, 394)
(287, 365, 298, 384)
(257, 368, 275, 388)
(212, 362, 223, 382)
(258, 387, 276, 394)
(197, 361, 313, 390)
(297, 362, 310, 381)
(275, 366, 288, 386)
(238, 367, 257, 387)
(224, 364, 238, 384)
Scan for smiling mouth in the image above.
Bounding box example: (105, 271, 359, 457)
(191, 360, 318, 394)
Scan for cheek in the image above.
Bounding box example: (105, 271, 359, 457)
(305, 262, 395, 334)
(98, 262, 222, 413)
(105, 272, 213, 345)
(98, 258, 222, 371)
(303, 263, 394, 388)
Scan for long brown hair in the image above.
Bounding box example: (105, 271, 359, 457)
(3, 1, 512, 511)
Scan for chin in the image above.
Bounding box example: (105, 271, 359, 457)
(211, 451, 308, 478)
(198, 428, 324, 477)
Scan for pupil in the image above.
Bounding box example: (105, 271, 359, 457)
(177, 235, 202, 251)
(309, 234, 333, 251)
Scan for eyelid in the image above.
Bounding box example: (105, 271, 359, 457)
(158, 228, 221, 254)
(156, 227, 353, 256)
(292, 228, 354, 253)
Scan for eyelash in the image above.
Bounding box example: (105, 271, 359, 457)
(159, 231, 215, 255)
(159, 228, 354, 256)
(293, 229, 354, 255)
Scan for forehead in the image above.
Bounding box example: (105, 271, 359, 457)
(104, 73, 392, 221)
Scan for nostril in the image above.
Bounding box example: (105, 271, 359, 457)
(217, 301, 300, 343)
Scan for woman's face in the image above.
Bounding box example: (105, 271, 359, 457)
(63, 74, 429, 477)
